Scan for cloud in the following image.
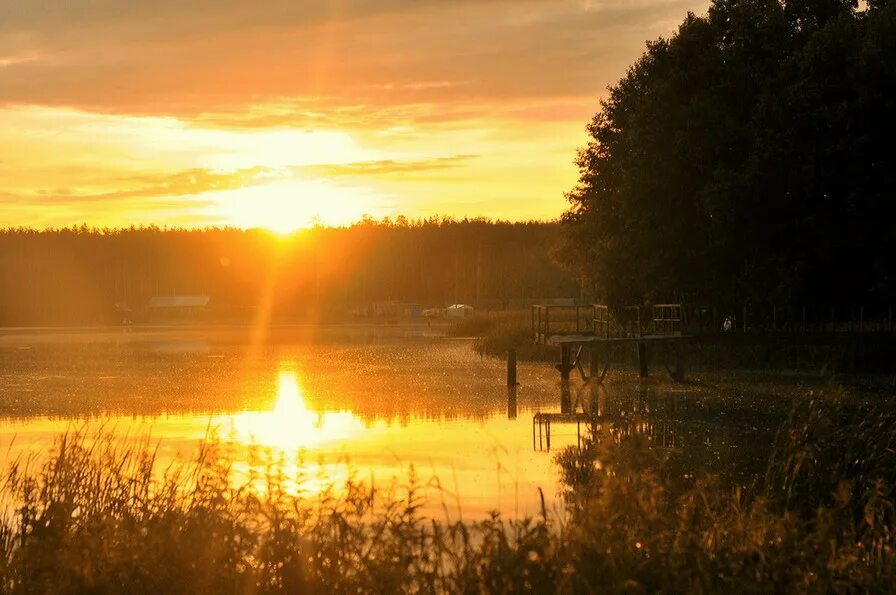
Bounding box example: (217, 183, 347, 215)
(299, 155, 477, 178)
(0, 0, 709, 118)
(0, 0, 711, 228)
(0, 154, 477, 207)
(0, 167, 268, 206)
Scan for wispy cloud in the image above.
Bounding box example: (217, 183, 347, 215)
(0, 154, 478, 208)
(0, 0, 708, 116)
(0, 0, 710, 228)
(300, 155, 477, 178)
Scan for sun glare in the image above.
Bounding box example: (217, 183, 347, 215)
(221, 369, 365, 454)
(204, 178, 391, 232)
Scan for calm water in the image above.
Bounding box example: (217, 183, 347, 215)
(0, 325, 837, 518)
(0, 326, 573, 518)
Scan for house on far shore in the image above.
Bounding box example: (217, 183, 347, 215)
(446, 304, 474, 318)
(147, 295, 210, 321)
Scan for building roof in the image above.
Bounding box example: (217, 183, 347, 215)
(147, 295, 210, 309)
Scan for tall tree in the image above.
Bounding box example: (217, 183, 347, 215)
(564, 0, 896, 308)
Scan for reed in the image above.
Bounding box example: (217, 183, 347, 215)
(449, 310, 552, 361)
(0, 391, 893, 593)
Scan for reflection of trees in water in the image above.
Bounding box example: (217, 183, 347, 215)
(551, 380, 792, 498)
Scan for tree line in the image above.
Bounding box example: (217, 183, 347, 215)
(0, 220, 579, 325)
(563, 0, 895, 310)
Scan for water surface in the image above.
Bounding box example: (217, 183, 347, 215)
(0, 325, 851, 517)
(0, 326, 570, 518)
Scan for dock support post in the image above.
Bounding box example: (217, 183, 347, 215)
(507, 386, 517, 419)
(560, 345, 571, 381)
(561, 381, 572, 414)
(638, 342, 648, 378)
(506, 349, 517, 387)
(589, 347, 599, 379)
(673, 342, 686, 382)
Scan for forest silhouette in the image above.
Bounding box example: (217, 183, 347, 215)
(4, 1, 895, 327)
(0, 219, 577, 325)
(563, 0, 895, 308)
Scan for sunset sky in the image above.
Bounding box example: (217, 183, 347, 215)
(0, 0, 707, 230)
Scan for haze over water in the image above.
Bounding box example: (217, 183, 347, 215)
(0, 326, 574, 518)
(0, 324, 804, 520)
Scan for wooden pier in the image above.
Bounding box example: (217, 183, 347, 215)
(532, 303, 691, 382)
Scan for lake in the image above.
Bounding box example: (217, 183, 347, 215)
(0, 325, 844, 519)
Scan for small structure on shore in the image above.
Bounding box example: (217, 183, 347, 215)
(446, 304, 474, 318)
(147, 295, 210, 320)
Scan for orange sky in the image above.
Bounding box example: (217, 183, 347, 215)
(0, 0, 708, 230)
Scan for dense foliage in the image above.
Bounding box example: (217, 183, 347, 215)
(0, 220, 577, 325)
(564, 0, 896, 307)
(1, 387, 893, 593)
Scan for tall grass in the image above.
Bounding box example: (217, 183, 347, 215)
(0, 431, 560, 593)
(1, 390, 894, 593)
(449, 310, 552, 361)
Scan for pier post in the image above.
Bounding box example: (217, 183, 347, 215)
(507, 386, 517, 419)
(589, 347, 599, 379)
(560, 345, 571, 381)
(560, 381, 572, 414)
(673, 342, 686, 382)
(637, 342, 648, 378)
(506, 349, 517, 387)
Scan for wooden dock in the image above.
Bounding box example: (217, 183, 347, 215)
(532, 304, 691, 382)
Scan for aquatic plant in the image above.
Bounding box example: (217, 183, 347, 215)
(449, 310, 551, 361)
(0, 390, 894, 593)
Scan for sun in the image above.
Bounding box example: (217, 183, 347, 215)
(202, 177, 388, 232)
(264, 218, 303, 236)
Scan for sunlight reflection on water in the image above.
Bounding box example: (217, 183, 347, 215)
(220, 369, 367, 452)
(0, 326, 818, 519)
(0, 330, 569, 518)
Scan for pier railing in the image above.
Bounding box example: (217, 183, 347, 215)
(533, 303, 895, 344)
(652, 304, 682, 336)
(532, 305, 595, 343)
(532, 304, 644, 343)
(674, 304, 895, 334)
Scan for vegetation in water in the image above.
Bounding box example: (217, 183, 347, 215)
(1, 389, 893, 593)
(448, 310, 551, 361)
